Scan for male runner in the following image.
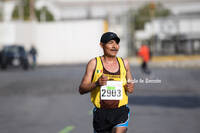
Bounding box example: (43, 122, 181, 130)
(138, 44, 151, 74)
(79, 32, 134, 133)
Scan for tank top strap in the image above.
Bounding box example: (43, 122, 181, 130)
(92, 56, 103, 83)
(117, 57, 127, 84)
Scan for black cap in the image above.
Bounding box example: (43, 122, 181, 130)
(100, 32, 120, 44)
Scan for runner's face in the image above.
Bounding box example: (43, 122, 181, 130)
(102, 40, 119, 57)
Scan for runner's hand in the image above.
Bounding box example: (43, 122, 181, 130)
(96, 74, 108, 86)
(124, 80, 134, 92)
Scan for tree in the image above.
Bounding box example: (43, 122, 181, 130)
(35, 6, 54, 22)
(127, 2, 171, 56)
(12, 0, 54, 22)
(132, 2, 171, 30)
(0, 0, 4, 21)
(0, 9, 3, 21)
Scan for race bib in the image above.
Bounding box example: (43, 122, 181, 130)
(100, 81, 123, 100)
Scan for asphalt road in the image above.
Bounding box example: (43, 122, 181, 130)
(0, 65, 200, 133)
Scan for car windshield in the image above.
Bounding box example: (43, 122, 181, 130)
(3, 46, 26, 56)
(4, 46, 18, 54)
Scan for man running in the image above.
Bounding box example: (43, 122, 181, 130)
(79, 32, 134, 133)
(137, 44, 151, 74)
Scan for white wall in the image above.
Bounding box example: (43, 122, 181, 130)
(15, 22, 36, 47)
(34, 20, 104, 64)
(0, 20, 105, 64)
(0, 23, 16, 49)
(0, 20, 128, 64)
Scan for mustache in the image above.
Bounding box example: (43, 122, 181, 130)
(110, 49, 118, 51)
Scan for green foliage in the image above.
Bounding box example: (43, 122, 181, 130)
(12, 0, 54, 21)
(0, 10, 3, 21)
(0, 1, 4, 21)
(35, 7, 54, 22)
(132, 2, 171, 30)
(12, 0, 30, 20)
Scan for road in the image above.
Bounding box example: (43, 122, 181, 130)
(0, 65, 200, 133)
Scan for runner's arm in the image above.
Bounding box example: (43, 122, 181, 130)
(79, 58, 97, 95)
(124, 59, 134, 94)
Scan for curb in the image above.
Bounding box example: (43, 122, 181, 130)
(128, 55, 200, 68)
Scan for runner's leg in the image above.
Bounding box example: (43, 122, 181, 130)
(112, 127, 127, 133)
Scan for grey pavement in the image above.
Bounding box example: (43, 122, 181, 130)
(0, 65, 200, 133)
(129, 57, 200, 68)
(149, 60, 200, 68)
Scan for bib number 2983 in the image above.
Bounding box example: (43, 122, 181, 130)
(100, 81, 123, 100)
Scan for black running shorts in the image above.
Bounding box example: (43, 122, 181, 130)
(93, 105, 129, 133)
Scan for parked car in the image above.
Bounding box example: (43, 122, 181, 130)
(0, 45, 29, 70)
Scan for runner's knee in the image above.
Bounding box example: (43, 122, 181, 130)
(114, 127, 127, 133)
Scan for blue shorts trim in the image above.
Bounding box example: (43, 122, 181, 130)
(114, 112, 130, 128)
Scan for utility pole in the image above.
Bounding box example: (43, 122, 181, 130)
(40, 7, 46, 22)
(149, 2, 156, 55)
(0, 0, 3, 21)
(29, 0, 35, 21)
(18, 0, 24, 21)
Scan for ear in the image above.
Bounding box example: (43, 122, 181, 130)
(100, 43, 104, 48)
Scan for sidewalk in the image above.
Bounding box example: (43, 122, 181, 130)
(128, 55, 200, 68)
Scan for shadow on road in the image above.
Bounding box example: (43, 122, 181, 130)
(129, 95, 200, 108)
